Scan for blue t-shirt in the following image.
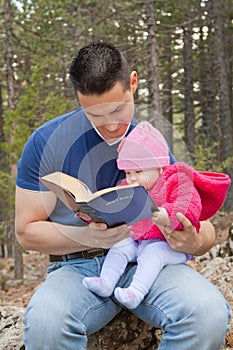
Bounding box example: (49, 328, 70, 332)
(16, 108, 175, 225)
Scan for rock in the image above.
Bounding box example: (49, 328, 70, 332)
(219, 222, 233, 258)
(197, 256, 233, 301)
(87, 310, 162, 349)
(0, 306, 25, 350)
(0, 305, 160, 350)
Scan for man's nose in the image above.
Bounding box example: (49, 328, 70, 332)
(107, 122, 117, 130)
(105, 122, 119, 131)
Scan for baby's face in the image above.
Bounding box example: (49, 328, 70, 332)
(125, 168, 160, 191)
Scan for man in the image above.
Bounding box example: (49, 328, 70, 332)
(15, 41, 230, 349)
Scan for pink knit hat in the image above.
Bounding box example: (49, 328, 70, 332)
(117, 121, 170, 170)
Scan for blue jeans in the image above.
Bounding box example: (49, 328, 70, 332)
(24, 257, 230, 350)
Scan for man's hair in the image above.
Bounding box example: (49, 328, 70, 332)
(69, 41, 131, 95)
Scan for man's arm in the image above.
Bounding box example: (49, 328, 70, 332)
(15, 186, 130, 254)
(157, 212, 216, 256)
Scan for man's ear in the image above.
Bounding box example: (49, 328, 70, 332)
(130, 71, 138, 94)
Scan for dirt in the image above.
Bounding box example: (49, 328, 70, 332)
(0, 252, 49, 308)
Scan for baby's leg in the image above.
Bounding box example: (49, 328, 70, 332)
(83, 238, 137, 297)
(115, 240, 187, 309)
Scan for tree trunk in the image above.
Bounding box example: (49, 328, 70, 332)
(199, 23, 219, 163)
(182, 17, 196, 165)
(162, 35, 174, 152)
(146, 1, 161, 115)
(212, 0, 233, 210)
(4, 0, 24, 278)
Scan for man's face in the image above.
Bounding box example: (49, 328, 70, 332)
(77, 74, 137, 141)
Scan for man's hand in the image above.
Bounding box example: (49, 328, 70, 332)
(158, 212, 216, 256)
(15, 187, 132, 254)
(62, 221, 131, 249)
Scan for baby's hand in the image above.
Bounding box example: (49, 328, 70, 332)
(75, 211, 92, 223)
(152, 207, 170, 226)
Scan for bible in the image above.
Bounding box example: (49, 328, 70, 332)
(40, 172, 158, 228)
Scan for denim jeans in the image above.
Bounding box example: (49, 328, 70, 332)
(24, 257, 231, 350)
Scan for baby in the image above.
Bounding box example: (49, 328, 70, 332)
(83, 121, 231, 309)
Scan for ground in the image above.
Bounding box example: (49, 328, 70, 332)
(0, 252, 49, 309)
(1, 212, 233, 349)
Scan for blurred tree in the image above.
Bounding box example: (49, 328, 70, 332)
(1, 0, 233, 279)
(4, 0, 23, 278)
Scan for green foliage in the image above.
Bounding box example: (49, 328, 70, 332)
(194, 143, 233, 173)
(1, 0, 233, 229)
(0, 170, 15, 221)
(3, 83, 70, 162)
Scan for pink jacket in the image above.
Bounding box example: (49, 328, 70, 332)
(122, 162, 231, 241)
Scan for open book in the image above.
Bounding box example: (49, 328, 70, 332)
(40, 172, 158, 228)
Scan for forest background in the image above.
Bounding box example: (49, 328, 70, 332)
(0, 0, 233, 279)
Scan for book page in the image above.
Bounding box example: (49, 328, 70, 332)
(41, 172, 93, 202)
(41, 172, 139, 204)
(88, 183, 139, 201)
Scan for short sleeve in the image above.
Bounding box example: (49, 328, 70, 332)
(16, 131, 49, 191)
